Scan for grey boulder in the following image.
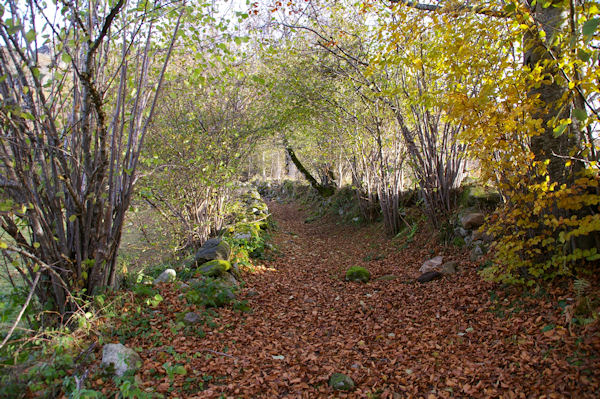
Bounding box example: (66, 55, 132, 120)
(101, 343, 142, 377)
(461, 212, 485, 230)
(220, 272, 239, 288)
(194, 238, 231, 265)
(154, 269, 176, 284)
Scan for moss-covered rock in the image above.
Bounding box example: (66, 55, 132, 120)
(198, 259, 231, 277)
(101, 344, 142, 377)
(219, 272, 239, 288)
(230, 222, 261, 240)
(195, 238, 231, 265)
(345, 266, 370, 283)
(230, 262, 242, 279)
(328, 373, 355, 391)
(184, 277, 235, 308)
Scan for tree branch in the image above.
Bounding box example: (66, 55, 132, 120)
(0, 271, 40, 350)
(387, 0, 509, 18)
(89, 0, 126, 55)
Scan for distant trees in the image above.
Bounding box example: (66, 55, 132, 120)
(259, 1, 471, 232)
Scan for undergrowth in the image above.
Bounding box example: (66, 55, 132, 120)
(0, 255, 251, 398)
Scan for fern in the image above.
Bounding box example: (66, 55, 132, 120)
(574, 278, 591, 297)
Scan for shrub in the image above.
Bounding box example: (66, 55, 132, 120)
(185, 278, 236, 308)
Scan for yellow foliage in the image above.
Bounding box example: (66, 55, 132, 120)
(371, 0, 600, 282)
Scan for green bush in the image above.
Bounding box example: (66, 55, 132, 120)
(0, 330, 79, 398)
(452, 236, 466, 247)
(394, 219, 420, 249)
(185, 278, 236, 308)
(224, 220, 277, 264)
(458, 184, 503, 210)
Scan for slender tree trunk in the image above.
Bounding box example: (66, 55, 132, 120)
(284, 145, 335, 197)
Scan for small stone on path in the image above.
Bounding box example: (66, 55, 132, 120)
(328, 373, 355, 391)
(101, 343, 142, 377)
(419, 256, 443, 273)
(441, 261, 459, 275)
(184, 312, 202, 324)
(154, 269, 176, 284)
(417, 271, 442, 283)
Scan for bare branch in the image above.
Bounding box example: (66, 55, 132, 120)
(0, 271, 40, 350)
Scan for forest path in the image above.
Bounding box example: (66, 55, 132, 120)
(147, 201, 598, 398)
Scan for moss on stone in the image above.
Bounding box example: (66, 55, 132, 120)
(198, 259, 231, 277)
(345, 266, 370, 283)
(328, 373, 355, 391)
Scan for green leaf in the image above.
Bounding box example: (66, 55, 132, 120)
(21, 112, 34, 121)
(573, 108, 587, 122)
(577, 49, 591, 62)
(553, 123, 568, 137)
(582, 18, 600, 39)
(61, 52, 72, 63)
(69, 214, 77, 222)
(174, 365, 187, 375)
(0, 241, 7, 249)
(7, 23, 21, 35)
(541, 324, 555, 332)
(586, 253, 600, 261)
(503, 3, 516, 14)
(251, 75, 265, 85)
(558, 300, 567, 309)
(25, 29, 36, 43)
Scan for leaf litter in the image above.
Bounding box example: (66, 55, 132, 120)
(96, 202, 599, 398)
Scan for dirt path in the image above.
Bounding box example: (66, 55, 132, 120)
(146, 202, 599, 398)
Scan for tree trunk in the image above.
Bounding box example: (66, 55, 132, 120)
(524, 1, 578, 183)
(284, 145, 335, 197)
